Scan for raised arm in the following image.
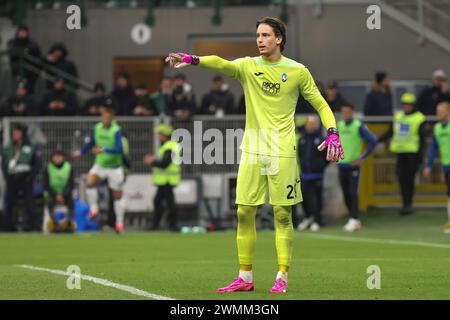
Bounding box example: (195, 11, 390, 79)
(198, 56, 239, 78)
(165, 53, 240, 78)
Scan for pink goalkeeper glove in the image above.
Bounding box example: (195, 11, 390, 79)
(317, 128, 345, 162)
(165, 52, 199, 68)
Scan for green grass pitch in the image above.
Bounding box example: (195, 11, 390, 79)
(0, 208, 449, 300)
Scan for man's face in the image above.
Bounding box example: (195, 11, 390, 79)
(116, 77, 128, 88)
(16, 86, 27, 97)
(304, 117, 319, 134)
(17, 29, 28, 40)
(432, 76, 445, 88)
(161, 79, 173, 93)
(54, 80, 64, 91)
(12, 129, 23, 143)
(52, 49, 63, 60)
(436, 103, 450, 122)
(256, 23, 282, 56)
(174, 77, 184, 88)
(381, 76, 390, 87)
(212, 80, 223, 91)
(135, 88, 148, 97)
(101, 108, 114, 124)
(341, 106, 354, 121)
(159, 133, 169, 143)
(402, 103, 414, 113)
(95, 90, 105, 99)
(326, 87, 337, 100)
(52, 154, 65, 166)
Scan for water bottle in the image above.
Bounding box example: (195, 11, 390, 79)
(192, 226, 206, 234)
(181, 226, 192, 234)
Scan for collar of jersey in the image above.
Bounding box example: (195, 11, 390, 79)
(257, 55, 284, 66)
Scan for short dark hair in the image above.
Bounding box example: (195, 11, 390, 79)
(213, 75, 223, 82)
(341, 103, 355, 110)
(51, 150, 66, 158)
(136, 83, 147, 90)
(101, 98, 116, 114)
(94, 82, 105, 92)
(174, 73, 186, 81)
(256, 17, 287, 52)
(116, 72, 130, 80)
(12, 123, 27, 133)
(375, 72, 387, 84)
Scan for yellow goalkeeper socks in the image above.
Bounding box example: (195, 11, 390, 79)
(237, 205, 257, 266)
(240, 264, 253, 271)
(279, 265, 289, 273)
(273, 205, 294, 267)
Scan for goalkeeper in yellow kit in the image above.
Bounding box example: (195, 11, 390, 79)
(166, 17, 344, 293)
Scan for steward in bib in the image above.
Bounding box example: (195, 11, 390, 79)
(378, 92, 427, 215)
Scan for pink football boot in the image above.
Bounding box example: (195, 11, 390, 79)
(270, 278, 288, 293)
(216, 278, 254, 293)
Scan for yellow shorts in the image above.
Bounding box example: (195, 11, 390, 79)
(235, 152, 302, 206)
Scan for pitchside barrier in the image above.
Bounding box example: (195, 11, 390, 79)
(0, 115, 447, 226)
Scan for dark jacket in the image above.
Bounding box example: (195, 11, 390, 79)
(110, 85, 135, 115)
(199, 86, 235, 115)
(364, 88, 393, 116)
(296, 96, 317, 114)
(326, 93, 347, 113)
(1, 95, 35, 116)
(81, 96, 108, 116)
(297, 127, 328, 179)
(168, 84, 197, 116)
(46, 43, 79, 89)
(40, 88, 78, 116)
(130, 95, 159, 116)
(417, 86, 450, 115)
(7, 35, 42, 92)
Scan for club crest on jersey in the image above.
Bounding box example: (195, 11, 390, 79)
(281, 73, 287, 82)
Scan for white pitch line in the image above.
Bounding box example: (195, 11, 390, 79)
(302, 233, 450, 249)
(18, 264, 175, 300)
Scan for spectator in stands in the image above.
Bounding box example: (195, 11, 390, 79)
(1, 79, 35, 116)
(39, 78, 78, 116)
(43, 150, 75, 233)
(1, 124, 41, 232)
(199, 75, 235, 116)
(81, 82, 108, 116)
(45, 42, 79, 89)
(150, 76, 174, 116)
(110, 72, 135, 115)
(296, 116, 328, 232)
(417, 69, 450, 115)
(168, 73, 196, 119)
(130, 83, 158, 116)
(363, 72, 393, 116)
(378, 93, 427, 215)
(7, 25, 42, 94)
(325, 82, 347, 112)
